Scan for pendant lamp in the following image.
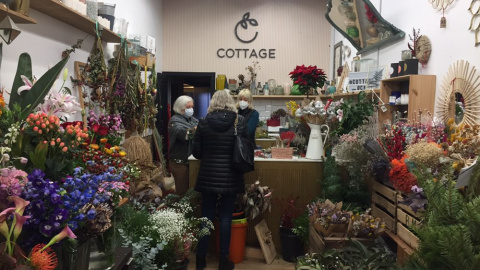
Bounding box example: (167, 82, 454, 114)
(0, 16, 20, 44)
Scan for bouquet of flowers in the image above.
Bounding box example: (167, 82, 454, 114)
(347, 209, 385, 238)
(289, 65, 327, 95)
(150, 201, 213, 269)
(307, 199, 351, 237)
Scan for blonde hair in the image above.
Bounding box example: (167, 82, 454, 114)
(173, 95, 193, 114)
(236, 89, 254, 109)
(207, 90, 237, 113)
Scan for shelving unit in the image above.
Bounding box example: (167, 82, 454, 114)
(0, 4, 36, 24)
(234, 89, 380, 100)
(378, 75, 436, 126)
(31, 0, 122, 43)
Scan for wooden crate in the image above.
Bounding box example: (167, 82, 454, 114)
(308, 224, 375, 253)
(396, 222, 420, 250)
(371, 182, 397, 232)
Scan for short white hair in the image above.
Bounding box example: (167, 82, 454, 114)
(173, 95, 194, 114)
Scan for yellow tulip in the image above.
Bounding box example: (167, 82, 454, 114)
(119, 151, 127, 157)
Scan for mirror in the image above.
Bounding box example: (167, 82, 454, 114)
(438, 60, 480, 127)
(454, 93, 465, 124)
(325, 0, 405, 55)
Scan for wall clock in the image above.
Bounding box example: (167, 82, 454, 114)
(437, 60, 480, 126)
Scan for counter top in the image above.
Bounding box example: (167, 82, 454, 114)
(188, 155, 323, 163)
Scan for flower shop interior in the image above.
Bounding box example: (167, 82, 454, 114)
(1, 0, 480, 269)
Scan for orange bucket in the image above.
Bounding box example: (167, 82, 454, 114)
(215, 220, 248, 264)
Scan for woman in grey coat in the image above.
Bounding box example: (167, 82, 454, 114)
(168, 95, 198, 196)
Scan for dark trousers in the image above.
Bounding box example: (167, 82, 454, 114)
(169, 161, 189, 196)
(196, 192, 236, 259)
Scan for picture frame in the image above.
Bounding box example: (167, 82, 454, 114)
(333, 41, 343, 82)
(365, 66, 388, 90)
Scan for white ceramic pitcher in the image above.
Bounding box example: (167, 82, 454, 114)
(305, 123, 329, 160)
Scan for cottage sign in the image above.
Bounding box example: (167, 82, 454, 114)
(217, 12, 276, 59)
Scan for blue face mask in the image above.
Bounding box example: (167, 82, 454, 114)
(185, 108, 194, 117)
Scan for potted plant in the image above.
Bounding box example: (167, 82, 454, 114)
(278, 197, 304, 262)
(223, 181, 272, 263)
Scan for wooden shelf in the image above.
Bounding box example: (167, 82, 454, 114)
(382, 74, 436, 83)
(234, 89, 380, 100)
(31, 0, 122, 43)
(0, 4, 36, 24)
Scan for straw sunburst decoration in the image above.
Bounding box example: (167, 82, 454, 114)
(437, 60, 480, 126)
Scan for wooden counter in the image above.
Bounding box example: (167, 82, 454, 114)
(189, 157, 323, 253)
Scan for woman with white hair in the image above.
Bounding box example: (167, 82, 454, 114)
(236, 89, 259, 145)
(193, 90, 248, 270)
(168, 95, 198, 196)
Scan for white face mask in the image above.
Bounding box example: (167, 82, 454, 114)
(239, 101, 249, 110)
(184, 108, 194, 117)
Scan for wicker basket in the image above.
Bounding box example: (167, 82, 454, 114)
(271, 147, 293, 159)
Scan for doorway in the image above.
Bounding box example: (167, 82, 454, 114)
(156, 71, 216, 161)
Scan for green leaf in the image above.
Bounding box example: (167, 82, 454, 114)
(19, 56, 70, 120)
(29, 142, 48, 170)
(9, 53, 32, 111)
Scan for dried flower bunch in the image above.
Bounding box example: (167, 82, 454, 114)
(389, 156, 417, 194)
(308, 200, 351, 237)
(237, 180, 272, 220)
(405, 141, 445, 170)
(246, 61, 260, 82)
(347, 209, 385, 238)
(446, 119, 480, 164)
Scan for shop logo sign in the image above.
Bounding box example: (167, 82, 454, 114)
(235, 12, 259, 43)
(216, 12, 276, 59)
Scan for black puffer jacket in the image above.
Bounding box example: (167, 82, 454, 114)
(193, 110, 248, 195)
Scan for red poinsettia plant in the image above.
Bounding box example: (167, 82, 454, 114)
(289, 65, 327, 96)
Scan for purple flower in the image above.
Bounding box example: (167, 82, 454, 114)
(32, 200, 45, 212)
(40, 222, 55, 236)
(51, 208, 68, 223)
(86, 209, 96, 220)
(50, 193, 61, 204)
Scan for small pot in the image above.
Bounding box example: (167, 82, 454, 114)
(279, 227, 304, 262)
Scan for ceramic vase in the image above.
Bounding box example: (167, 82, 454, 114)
(305, 123, 329, 160)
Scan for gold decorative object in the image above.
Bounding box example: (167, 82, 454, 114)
(469, 0, 480, 46)
(437, 60, 480, 126)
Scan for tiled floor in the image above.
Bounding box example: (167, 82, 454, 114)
(188, 247, 295, 270)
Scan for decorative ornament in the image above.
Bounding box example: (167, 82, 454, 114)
(429, 0, 455, 28)
(437, 60, 480, 126)
(415, 35, 432, 66)
(469, 0, 480, 46)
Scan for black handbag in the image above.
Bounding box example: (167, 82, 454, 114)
(232, 115, 255, 173)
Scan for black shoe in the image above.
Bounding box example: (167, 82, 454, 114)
(218, 257, 234, 270)
(196, 255, 207, 270)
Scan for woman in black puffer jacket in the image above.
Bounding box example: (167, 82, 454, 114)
(193, 90, 247, 270)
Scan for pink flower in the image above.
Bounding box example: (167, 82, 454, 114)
(42, 225, 77, 251)
(337, 109, 344, 122)
(20, 157, 28, 165)
(17, 75, 34, 95)
(13, 213, 30, 242)
(8, 196, 30, 216)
